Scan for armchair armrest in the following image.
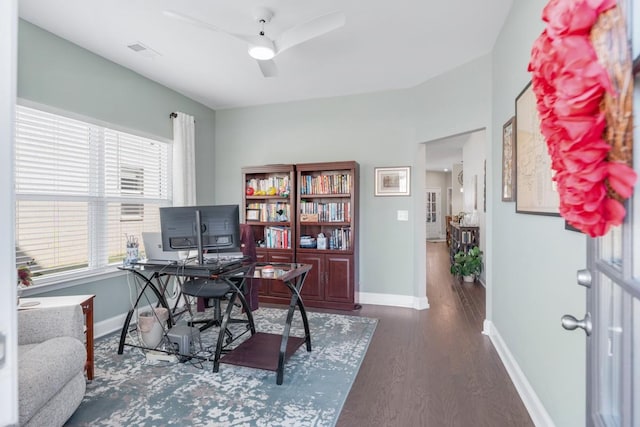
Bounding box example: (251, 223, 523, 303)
(18, 305, 84, 345)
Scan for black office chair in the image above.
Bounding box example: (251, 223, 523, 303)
(182, 277, 253, 344)
(182, 277, 234, 342)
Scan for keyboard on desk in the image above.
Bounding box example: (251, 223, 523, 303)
(191, 258, 246, 274)
(144, 259, 179, 265)
(215, 259, 244, 272)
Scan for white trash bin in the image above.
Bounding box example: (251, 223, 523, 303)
(138, 307, 169, 348)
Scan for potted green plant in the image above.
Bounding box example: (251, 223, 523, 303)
(450, 246, 483, 282)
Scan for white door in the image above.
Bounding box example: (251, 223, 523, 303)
(562, 4, 639, 425)
(426, 188, 441, 239)
(0, 0, 19, 424)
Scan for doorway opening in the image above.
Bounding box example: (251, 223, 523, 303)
(423, 128, 487, 300)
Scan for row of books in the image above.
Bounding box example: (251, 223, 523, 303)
(299, 173, 351, 195)
(246, 176, 290, 194)
(461, 231, 477, 244)
(263, 226, 291, 249)
(299, 201, 351, 222)
(328, 227, 351, 250)
(246, 203, 290, 222)
(261, 226, 351, 250)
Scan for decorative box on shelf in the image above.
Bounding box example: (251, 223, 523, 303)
(300, 213, 319, 222)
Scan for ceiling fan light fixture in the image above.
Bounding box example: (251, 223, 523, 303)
(248, 37, 275, 60)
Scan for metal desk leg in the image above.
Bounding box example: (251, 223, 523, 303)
(276, 271, 311, 384)
(117, 271, 172, 354)
(212, 277, 256, 373)
(293, 272, 312, 351)
(277, 290, 299, 385)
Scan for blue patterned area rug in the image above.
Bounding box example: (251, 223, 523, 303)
(65, 307, 377, 427)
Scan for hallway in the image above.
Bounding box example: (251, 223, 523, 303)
(336, 241, 533, 426)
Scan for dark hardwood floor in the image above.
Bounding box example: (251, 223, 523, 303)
(332, 241, 534, 427)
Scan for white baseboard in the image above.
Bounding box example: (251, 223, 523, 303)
(94, 301, 181, 339)
(95, 311, 132, 339)
(485, 320, 555, 427)
(357, 292, 429, 310)
(482, 319, 491, 335)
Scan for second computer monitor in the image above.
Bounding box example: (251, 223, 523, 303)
(159, 204, 241, 264)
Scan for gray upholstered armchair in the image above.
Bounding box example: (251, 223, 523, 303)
(18, 304, 87, 426)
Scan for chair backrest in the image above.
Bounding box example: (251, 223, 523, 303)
(18, 305, 84, 345)
(239, 224, 260, 311)
(240, 224, 257, 262)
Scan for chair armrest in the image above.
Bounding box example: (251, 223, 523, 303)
(18, 305, 84, 345)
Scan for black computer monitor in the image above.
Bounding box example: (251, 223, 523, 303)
(159, 204, 241, 265)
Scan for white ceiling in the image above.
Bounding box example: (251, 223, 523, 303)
(425, 134, 466, 172)
(18, 0, 512, 110)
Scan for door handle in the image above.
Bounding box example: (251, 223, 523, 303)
(561, 312, 592, 336)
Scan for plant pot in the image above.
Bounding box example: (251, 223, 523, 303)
(462, 275, 475, 283)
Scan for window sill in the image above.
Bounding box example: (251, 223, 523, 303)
(19, 266, 127, 296)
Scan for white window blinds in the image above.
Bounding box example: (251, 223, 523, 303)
(15, 105, 171, 283)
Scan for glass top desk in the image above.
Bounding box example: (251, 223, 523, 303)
(116, 259, 255, 359)
(118, 261, 312, 384)
(219, 262, 312, 385)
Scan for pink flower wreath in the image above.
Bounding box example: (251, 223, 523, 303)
(528, 0, 636, 237)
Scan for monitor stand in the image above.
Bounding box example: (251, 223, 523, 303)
(195, 209, 221, 266)
(195, 209, 205, 266)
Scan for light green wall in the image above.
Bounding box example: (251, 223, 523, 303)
(214, 90, 418, 296)
(17, 20, 217, 322)
(491, 2, 586, 426)
(412, 54, 491, 142)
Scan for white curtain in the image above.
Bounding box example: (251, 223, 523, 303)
(171, 112, 196, 206)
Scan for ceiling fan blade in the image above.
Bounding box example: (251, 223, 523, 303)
(163, 10, 222, 33)
(274, 11, 345, 55)
(164, 10, 254, 44)
(256, 59, 278, 78)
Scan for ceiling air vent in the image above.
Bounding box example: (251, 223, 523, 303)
(127, 43, 146, 52)
(127, 42, 161, 58)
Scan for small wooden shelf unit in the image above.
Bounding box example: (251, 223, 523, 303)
(448, 222, 480, 264)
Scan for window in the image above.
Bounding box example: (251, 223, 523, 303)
(120, 166, 145, 221)
(15, 105, 171, 284)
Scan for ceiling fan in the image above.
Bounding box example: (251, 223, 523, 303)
(164, 7, 346, 78)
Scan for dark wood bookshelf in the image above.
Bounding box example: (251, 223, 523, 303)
(243, 161, 359, 310)
(242, 165, 296, 303)
(296, 161, 359, 310)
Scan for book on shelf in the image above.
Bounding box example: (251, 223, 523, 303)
(263, 226, 290, 249)
(299, 201, 351, 222)
(300, 173, 351, 195)
(246, 202, 290, 222)
(246, 175, 290, 195)
(329, 227, 351, 250)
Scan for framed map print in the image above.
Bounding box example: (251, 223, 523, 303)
(515, 82, 560, 216)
